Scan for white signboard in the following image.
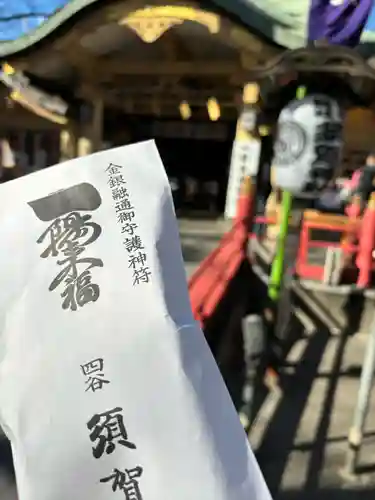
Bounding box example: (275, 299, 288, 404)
(225, 137, 261, 219)
(0, 141, 271, 500)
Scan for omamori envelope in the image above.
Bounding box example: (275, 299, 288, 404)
(0, 140, 272, 500)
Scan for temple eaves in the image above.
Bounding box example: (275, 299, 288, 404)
(0, 0, 283, 59)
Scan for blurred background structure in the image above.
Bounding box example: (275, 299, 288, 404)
(2, 1, 375, 215)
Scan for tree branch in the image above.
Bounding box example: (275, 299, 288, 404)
(0, 13, 49, 22)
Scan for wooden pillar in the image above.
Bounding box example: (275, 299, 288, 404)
(77, 98, 104, 156)
(77, 137, 92, 157)
(33, 132, 48, 171)
(92, 97, 104, 152)
(60, 122, 78, 162)
(17, 131, 28, 173)
(1, 138, 15, 168)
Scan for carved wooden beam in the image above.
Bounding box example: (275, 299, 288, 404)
(67, 49, 244, 77)
(118, 101, 238, 118)
(78, 81, 238, 112)
(160, 30, 192, 66)
(79, 80, 240, 100)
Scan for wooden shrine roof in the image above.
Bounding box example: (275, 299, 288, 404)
(0, 0, 281, 118)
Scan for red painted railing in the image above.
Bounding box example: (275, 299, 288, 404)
(188, 193, 375, 328)
(250, 209, 375, 285)
(188, 178, 253, 326)
(188, 219, 247, 323)
(356, 194, 375, 288)
(296, 217, 359, 281)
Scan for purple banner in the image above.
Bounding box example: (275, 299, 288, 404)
(308, 0, 373, 47)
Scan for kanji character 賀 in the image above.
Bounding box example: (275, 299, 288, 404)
(100, 466, 143, 499)
(87, 407, 136, 459)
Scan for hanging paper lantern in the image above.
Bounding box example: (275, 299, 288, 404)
(273, 94, 343, 195)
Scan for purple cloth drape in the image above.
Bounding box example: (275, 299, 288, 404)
(308, 0, 374, 47)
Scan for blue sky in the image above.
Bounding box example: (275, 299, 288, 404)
(367, 4, 375, 30)
(1, 0, 375, 41)
(0, 0, 68, 41)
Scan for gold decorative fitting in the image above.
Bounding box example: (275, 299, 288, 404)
(241, 176, 253, 195)
(236, 128, 252, 141)
(119, 6, 220, 43)
(243, 82, 259, 105)
(179, 101, 191, 120)
(122, 17, 184, 43)
(2, 62, 15, 75)
(259, 125, 270, 136)
(207, 97, 220, 121)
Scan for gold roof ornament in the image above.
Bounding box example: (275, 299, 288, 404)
(119, 6, 220, 43)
